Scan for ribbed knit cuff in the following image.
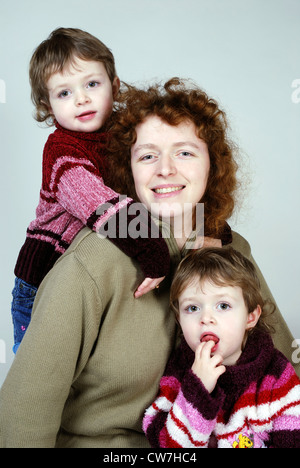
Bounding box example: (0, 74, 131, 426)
(181, 369, 225, 420)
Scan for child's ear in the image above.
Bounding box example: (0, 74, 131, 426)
(112, 76, 120, 99)
(246, 305, 262, 330)
(41, 99, 53, 115)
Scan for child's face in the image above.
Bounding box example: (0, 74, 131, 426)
(47, 57, 119, 132)
(178, 278, 261, 366)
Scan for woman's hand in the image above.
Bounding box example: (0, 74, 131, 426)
(134, 277, 165, 298)
(191, 341, 226, 393)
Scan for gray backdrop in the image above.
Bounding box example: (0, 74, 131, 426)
(0, 0, 299, 386)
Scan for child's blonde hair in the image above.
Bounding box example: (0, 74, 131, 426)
(170, 247, 275, 335)
(29, 27, 117, 125)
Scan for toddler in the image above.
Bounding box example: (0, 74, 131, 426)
(12, 28, 169, 353)
(143, 247, 300, 448)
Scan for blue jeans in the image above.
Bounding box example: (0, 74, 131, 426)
(11, 278, 37, 354)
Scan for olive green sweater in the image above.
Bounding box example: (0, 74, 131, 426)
(0, 228, 298, 447)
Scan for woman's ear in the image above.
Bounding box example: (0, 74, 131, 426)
(246, 305, 262, 330)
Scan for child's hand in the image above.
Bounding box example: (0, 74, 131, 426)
(191, 236, 222, 250)
(134, 277, 165, 298)
(191, 341, 226, 393)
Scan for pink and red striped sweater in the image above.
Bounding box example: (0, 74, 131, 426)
(143, 330, 300, 448)
(15, 123, 170, 287)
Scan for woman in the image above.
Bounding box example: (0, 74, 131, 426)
(0, 78, 298, 448)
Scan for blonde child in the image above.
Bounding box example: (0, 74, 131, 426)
(12, 28, 169, 352)
(143, 247, 300, 448)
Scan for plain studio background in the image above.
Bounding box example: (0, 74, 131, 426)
(0, 0, 299, 386)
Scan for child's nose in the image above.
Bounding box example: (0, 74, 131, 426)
(200, 309, 216, 325)
(75, 90, 90, 105)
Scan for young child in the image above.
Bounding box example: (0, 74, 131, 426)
(12, 27, 170, 353)
(143, 247, 300, 448)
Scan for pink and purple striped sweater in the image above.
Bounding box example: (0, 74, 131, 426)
(143, 330, 300, 448)
(15, 123, 170, 287)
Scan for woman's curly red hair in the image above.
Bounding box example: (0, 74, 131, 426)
(107, 78, 239, 238)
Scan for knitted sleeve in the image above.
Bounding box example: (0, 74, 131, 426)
(143, 367, 225, 448)
(47, 147, 170, 278)
(265, 362, 300, 448)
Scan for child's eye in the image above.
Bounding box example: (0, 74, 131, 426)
(185, 305, 200, 313)
(87, 81, 99, 88)
(217, 302, 231, 311)
(58, 90, 71, 98)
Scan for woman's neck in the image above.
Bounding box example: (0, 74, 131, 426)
(166, 213, 193, 250)
(169, 207, 203, 250)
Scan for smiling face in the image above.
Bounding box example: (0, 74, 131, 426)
(178, 279, 261, 366)
(131, 116, 210, 232)
(47, 57, 119, 132)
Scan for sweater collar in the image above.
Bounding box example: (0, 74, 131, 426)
(54, 121, 109, 143)
(180, 329, 275, 408)
(221, 330, 274, 382)
(217, 330, 275, 410)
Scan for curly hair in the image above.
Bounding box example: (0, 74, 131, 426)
(107, 78, 239, 238)
(29, 27, 117, 125)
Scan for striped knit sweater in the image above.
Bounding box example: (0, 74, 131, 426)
(143, 330, 300, 448)
(15, 123, 170, 287)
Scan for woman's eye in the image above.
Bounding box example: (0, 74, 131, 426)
(179, 151, 193, 158)
(140, 154, 155, 162)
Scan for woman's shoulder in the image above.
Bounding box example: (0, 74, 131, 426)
(63, 227, 134, 267)
(58, 228, 140, 291)
(225, 230, 252, 258)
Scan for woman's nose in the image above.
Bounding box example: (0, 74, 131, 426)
(157, 154, 177, 177)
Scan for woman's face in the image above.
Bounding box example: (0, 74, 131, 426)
(131, 116, 210, 227)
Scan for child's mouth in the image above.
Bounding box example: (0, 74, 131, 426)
(76, 111, 96, 122)
(200, 333, 220, 353)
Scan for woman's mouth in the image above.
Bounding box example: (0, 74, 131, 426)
(152, 185, 185, 197)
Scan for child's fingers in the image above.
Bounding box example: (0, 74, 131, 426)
(201, 340, 216, 359)
(134, 277, 165, 298)
(196, 341, 224, 367)
(194, 340, 215, 362)
(211, 353, 224, 368)
(194, 341, 206, 359)
(215, 364, 226, 378)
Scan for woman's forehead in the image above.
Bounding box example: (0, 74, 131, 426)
(132, 115, 202, 148)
